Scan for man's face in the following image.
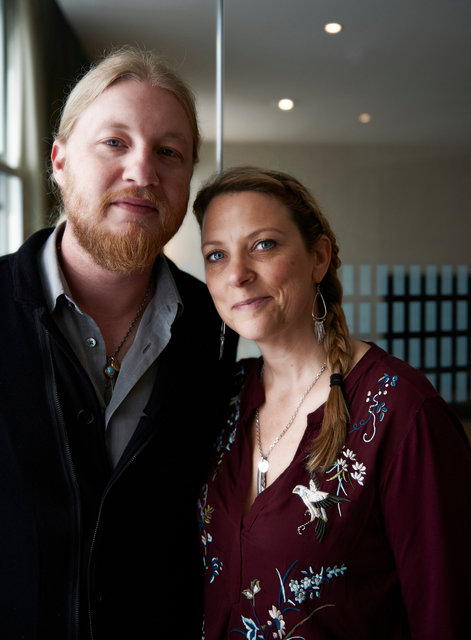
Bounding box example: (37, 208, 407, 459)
(51, 78, 194, 273)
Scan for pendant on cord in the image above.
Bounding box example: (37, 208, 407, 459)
(257, 457, 269, 494)
(104, 357, 121, 405)
(104, 356, 120, 379)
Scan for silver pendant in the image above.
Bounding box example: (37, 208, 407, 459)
(257, 457, 269, 494)
(258, 458, 269, 473)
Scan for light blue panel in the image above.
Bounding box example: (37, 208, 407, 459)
(343, 302, 354, 333)
(440, 337, 452, 367)
(359, 265, 371, 296)
(441, 265, 453, 294)
(425, 265, 438, 295)
(376, 265, 388, 296)
(409, 338, 421, 368)
(409, 265, 422, 295)
(377, 338, 388, 352)
(342, 265, 355, 297)
(392, 338, 405, 360)
(440, 373, 452, 403)
(427, 372, 437, 390)
(359, 302, 371, 334)
(456, 337, 468, 367)
(457, 265, 468, 295)
(393, 302, 405, 332)
(409, 301, 421, 332)
(455, 372, 468, 403)
(376, 302, 388, 333)
(425, 337, 437, 367)
(456, 300, 469, 331)
(425, 301, 437, 331)
(393, 265, 405, 295)
(440, 301, 453, 331)
(457, 301, 468, 331)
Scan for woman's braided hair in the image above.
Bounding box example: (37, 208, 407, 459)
(193, 166, 352, 470)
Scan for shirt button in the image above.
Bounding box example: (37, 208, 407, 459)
(77, 409, 95, 424)
(86, 337, 97, 348)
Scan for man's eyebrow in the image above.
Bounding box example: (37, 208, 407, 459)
(99, 123, 190, 141)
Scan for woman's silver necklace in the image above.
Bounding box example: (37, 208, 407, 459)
(103, 281, 152, 400)
(255, 362, 327, 494)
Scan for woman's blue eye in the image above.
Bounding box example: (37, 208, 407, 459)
(207, 250, 225, 263)
(106, 139, 121, 147)
(257, 239, 275, 250)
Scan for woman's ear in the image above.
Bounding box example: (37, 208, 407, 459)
(51, 142, 66, 187)
(311, 235, 332, 283)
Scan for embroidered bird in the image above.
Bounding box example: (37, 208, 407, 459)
(293, 473, 347, 541)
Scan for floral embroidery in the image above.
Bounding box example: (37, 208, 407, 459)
(231, 562, 347, 639)
(212, 364, 247, 479)
(292, 472, 347, 540)
(349, 372, 398, 443)
(326, 448, 367, 515)
(197, 484, 223, 583)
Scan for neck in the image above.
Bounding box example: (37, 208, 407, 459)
(257, 333, 327, 392)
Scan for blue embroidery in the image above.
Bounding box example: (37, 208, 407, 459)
(348, 373, 398, 443)
(231, 562, 347, 639)
(212, 363, 247, 479)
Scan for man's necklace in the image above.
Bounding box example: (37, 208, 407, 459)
(255, 361, 327, 494)
(103, 281, 152, 401)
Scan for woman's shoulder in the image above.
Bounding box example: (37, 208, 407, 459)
(349, 341, 440, 405)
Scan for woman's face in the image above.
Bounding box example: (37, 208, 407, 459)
(201, 191, 330, 347)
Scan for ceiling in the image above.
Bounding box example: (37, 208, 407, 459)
(55, 0, 471, 146)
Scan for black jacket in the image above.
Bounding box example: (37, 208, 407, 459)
(0, 228, 236, 639)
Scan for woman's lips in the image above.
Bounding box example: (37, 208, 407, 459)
(232, 296, 271, 310)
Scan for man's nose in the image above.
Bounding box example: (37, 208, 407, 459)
(122, 146, 159, 186)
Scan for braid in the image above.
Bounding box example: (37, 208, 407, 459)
(306, 300, 352, 472)
(307, 230, 353, 471)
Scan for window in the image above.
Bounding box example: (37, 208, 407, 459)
(0, 0, 24, 255)
(342, 264, 471, 410)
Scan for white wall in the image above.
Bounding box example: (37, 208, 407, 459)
(166, 141, 471, 274)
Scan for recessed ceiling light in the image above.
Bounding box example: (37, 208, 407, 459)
(358, 113, 372, 124)
(278, 98, 294, 111)
(324, 23, 342, 34)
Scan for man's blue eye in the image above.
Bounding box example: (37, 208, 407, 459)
(159, 148, 176, 157)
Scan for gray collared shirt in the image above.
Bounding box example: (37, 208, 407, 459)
(39, 224, 182, 467)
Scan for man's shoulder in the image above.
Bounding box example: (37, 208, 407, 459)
(163, 255, 211, 300)
(0, 228, 53, 301)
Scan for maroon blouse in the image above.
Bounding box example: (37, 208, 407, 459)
(198, 344, 471, 639)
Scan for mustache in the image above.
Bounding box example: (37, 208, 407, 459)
(99, 187, 164, 210)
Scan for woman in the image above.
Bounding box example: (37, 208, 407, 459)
(193, 166, 471, 639)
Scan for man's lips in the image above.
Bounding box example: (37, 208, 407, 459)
(112, 197, 158, 213)
(232, 296, 271, 310)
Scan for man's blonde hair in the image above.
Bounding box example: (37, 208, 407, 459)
(54, 45, 200, 163)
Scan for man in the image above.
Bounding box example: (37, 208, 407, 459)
(0, 46, 236, 639)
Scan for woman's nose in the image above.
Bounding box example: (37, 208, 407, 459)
(227, 255, 255, 287)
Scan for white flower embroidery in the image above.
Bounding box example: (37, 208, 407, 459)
(268, 605, 286, 638)
(351, 461, 366, 485)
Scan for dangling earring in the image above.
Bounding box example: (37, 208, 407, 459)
(312, 283, 327, 343)
(219, 321, 226, 360)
